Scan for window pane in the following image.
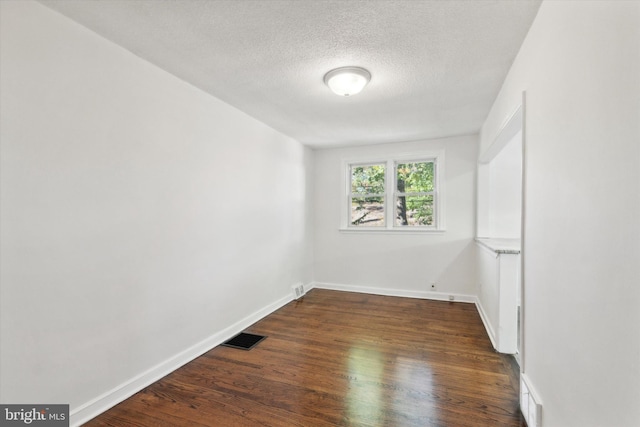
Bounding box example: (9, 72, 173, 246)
(396, 162, 434, 193)
(351, 164, 385, 195)
(351, 197, 385, 226)
(396, 195, 434, 226)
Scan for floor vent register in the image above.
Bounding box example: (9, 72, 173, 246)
(221, 332, 267, 350)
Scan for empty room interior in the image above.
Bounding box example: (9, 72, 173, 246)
(1, 1, 639, 426)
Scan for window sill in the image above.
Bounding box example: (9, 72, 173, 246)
(339, 227, 446, 235)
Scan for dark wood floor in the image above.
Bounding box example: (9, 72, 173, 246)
(85, 289, 524, 426)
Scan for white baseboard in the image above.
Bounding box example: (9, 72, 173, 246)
(310, 281, 477, 303)
(71, 282, 485, 425)
(310, 282, 500, 351)
(521, 373, 543, 427)
(70, 291, 297, 426)
(474, 297, 498, 350)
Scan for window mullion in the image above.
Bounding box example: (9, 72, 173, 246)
(351, 193, 385, 198)
(398, 191, 434, 197)
(386, 159, 395, 229)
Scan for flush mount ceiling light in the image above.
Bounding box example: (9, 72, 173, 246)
(323, 66, 371, 97)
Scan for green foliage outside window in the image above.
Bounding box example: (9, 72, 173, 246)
(351, 165, 385, 196)
(351, 164, 385, 226)
(396, 162, 434, 226)
(349, 161, 435, 227)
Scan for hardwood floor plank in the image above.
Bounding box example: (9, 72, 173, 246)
(83, 289, 523, 426)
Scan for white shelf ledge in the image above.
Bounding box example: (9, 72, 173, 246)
(475, 237, 521, 254)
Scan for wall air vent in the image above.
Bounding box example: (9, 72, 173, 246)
(292, 283, 306, 299)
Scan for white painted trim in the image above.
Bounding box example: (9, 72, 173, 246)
(302, 282, 314, 294)
(521, 372, 543, 405)
(310, 281, 476, 304)
(479, 104, 523, 164)
(521, 372, 543, 427)
(474, 296, 498, 350)
(519, 91, 527, 371)
(70, 291, 299, 426)
(338, 228, 446, 234)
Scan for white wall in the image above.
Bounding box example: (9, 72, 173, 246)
(477, 131, 522, 239)
(313, 136, 477, 298)
(480, 1, 640, 426)
(0, 0, 313, 421)
(476, 163, 491, 237)
(477, 245, 500, 342)
(488, 132, 522, 239)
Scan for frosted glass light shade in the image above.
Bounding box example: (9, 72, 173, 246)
(324, 67, 371, 96)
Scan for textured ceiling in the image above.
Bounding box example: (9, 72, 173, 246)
(39, 0, 541, 148)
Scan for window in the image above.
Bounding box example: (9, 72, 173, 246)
(395, 161, 435, 226)
(343, 153, 443, 231)
(349, 163, 386, 226)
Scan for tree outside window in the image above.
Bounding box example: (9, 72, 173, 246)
(346, 156, 439, 230)
(350, 164, 385, 226)
(395, 161, 435, 226)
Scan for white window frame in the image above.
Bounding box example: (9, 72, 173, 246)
(347, 162, 387, 228)
(340, 151, 446, 233)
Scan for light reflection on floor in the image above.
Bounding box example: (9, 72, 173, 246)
(345, 345, 438, 426)
(346, 346, 384, 424)
(394, 356, 437, 424)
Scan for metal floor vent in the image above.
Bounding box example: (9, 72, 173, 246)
(221, 332, 267, 350)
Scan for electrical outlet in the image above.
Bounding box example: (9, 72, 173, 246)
(430, 283, 437, 291)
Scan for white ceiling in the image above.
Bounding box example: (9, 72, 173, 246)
(40, 0, 541, 149)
